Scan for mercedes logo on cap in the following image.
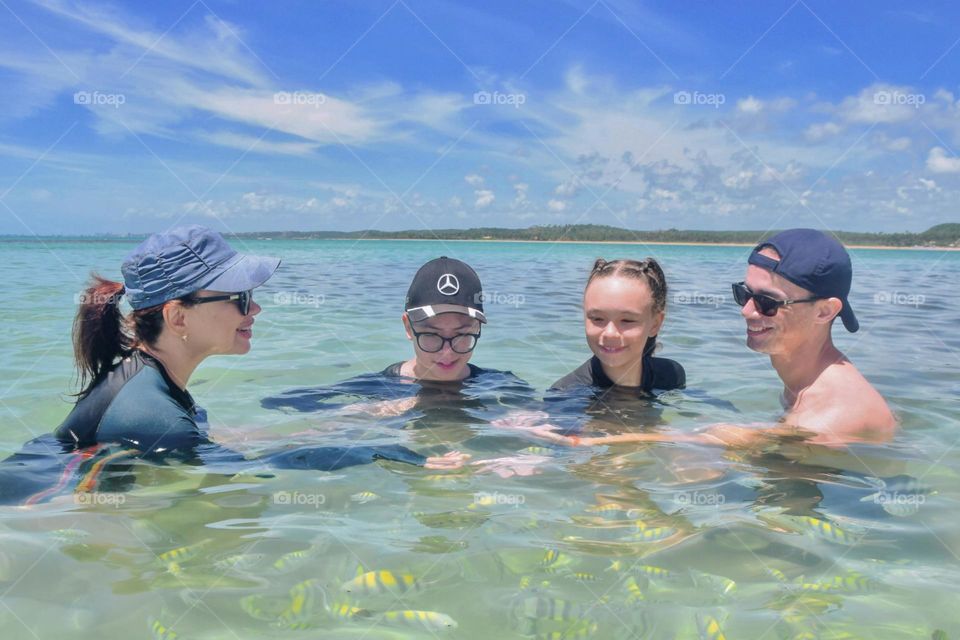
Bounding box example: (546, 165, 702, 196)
(437, 273, 460, 295)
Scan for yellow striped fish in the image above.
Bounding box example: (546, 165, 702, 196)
(797, 572, 879, 593)
(380, 609, 457, 631)
(689, 570, 737, 596)
(341, 569, 421, 596)
(624, 575, 646, 603)
(696, 613, 727, 640)
(633, 564, 673, 580)
(758, 511, 864, 546)
(540, 548, 573, 573)
(157, 538, 212, 574)
(275, 578, 325, 629)
(148, 618, 179, 640)
(350, 491, 379, 504)
(270, 544, 320, 574)
(631, 523, 678, 542)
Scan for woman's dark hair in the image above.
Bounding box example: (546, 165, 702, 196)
(72, 274, 196, 397)
(585, 258, 668, 356)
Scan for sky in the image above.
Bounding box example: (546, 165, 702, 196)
(1, 0, 960, 235)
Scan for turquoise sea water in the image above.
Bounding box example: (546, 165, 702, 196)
(0, 238, 958, 639)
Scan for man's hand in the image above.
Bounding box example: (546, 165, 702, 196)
(424, 450, 471, 470)
(471, 454, 551, 478)
(490, 411, 550, 431)
(345, 396, 418, 418)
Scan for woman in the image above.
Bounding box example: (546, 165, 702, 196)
(1, 227, 463, 505)
(552, 257, 685, 394)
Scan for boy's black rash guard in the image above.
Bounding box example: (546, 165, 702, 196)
(550, 355, 686, 394)
(52, 350, 425, 469)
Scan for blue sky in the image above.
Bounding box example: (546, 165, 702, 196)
(1, 0, 959, 234)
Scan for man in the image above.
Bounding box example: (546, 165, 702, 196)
(500, 229, 897, 448)
(726, 228, 897, 445)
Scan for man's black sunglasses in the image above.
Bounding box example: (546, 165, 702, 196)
(192, 290, 253, 315)
(731, 282, 822, 317)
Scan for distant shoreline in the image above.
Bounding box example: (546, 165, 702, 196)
(2, 222, 958, 249)
(329, 237, 959, 251)
(2, 236, 958, 250)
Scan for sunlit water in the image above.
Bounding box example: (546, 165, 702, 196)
(1, 238, 958, 639)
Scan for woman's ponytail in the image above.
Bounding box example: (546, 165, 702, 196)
(73, 274, 131, 397)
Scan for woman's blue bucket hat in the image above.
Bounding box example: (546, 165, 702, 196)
(121, 225, 280, 310)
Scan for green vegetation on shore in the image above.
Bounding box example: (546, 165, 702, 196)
(4, 223, 958, 247)
(241, 223, 960, 247)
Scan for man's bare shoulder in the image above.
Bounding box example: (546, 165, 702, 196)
(787, 360, 897, 443)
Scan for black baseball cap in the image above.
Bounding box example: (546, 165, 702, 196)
(748, 228, 858, 332)
(405, 256, 486, 323)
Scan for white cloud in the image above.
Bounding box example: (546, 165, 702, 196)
(737, 96, 763, 113)
(805, 122, 843, 141)
(547, 199, 567, 212)
(926, 147, 960, 173)
(464, 173, 485, 187)
(474, 189, 495, 207)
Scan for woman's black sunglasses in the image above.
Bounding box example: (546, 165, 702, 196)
(192, 290, 253, 315)
(731, 282, 822, 317)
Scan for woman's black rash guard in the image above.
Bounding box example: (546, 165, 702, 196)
(50, 350, 426, 469)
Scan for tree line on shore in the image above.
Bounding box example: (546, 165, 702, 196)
(242, 223, 960, 247)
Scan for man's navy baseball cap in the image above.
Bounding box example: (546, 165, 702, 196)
(748, 228, 859, 332)
(405, 256, 487, 323)
(122, 225, 280, 310)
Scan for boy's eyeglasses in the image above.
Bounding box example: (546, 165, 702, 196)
(409, 325, 481, 353)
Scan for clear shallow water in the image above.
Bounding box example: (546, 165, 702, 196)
(0, 238, 958, 639)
